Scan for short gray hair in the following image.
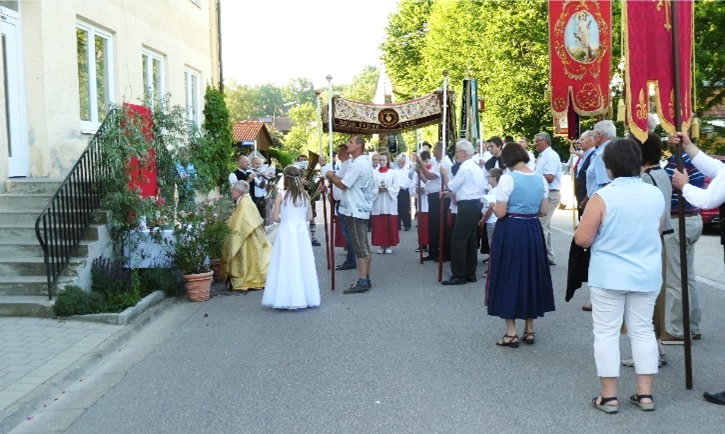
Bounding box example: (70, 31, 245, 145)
(456, 139, 475, 157)
(535, 132, 551, 146)
(593, 120, 616, 139)
(580, 130, 594, 140)
(232, 180, 249, 194)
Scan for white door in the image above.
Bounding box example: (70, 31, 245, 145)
(2, 7, 29, 177)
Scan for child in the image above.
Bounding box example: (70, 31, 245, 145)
(480, 168, 503, 277)
(262, 166, 321, 310)
(371, 153, 400, 254)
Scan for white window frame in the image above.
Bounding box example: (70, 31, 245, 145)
(184, 69, 202, 128)
(77, 21, 115, 133)
(142, 48, 166, 109)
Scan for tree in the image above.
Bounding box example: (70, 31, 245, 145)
(342, 66, 380, 103)
(283, 77, 317, 107)
(225, 78, 254, 122)
(200, 85, 234, 189)
(283, 103, 318, 157)
(380, 0, 434, 101)
(250, 84, 286, 117)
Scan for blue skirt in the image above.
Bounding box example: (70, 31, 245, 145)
(485, 215, 555, 319)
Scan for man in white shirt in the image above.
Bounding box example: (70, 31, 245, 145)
(670, 132, 725, 407)
(250, 156, 269, 221)
(395, 155, 412, 231)
(326, 136, 376, 293)
(441, 140, 484, 285)
(333, 144, 357, 271)
(534, 132, 563, 265)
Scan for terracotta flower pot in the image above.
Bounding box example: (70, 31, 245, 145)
(209, 258, 223, 282)
(182, 270, 213, 302)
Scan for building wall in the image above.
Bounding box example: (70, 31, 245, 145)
(0, 16, 7, 192)
(14, 0, 219, 180)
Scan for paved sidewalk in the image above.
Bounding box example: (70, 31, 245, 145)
(0, 318, 122, 414)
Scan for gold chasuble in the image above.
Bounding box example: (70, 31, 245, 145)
(222, 194, 272, 290)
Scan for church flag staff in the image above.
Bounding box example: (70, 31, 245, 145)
(670, 0, 693, 390)
(438, 70, 449, 283)
(326, 74, 336, 291)
(322, 186, 331, 271)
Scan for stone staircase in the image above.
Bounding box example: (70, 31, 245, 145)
(0, 178, 109, 317)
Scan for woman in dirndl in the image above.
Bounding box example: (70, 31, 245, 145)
(486, 142, 555, 348)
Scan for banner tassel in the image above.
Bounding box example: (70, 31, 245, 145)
(617, 98, 626, 123)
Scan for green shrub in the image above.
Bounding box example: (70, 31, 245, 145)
(54, 286, 105, 317)
(139, 267, 181, 296)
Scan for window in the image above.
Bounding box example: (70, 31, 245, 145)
(77, 22, 114, 131)
(142, 49, 166, 108)
(184, 69, 201, 127)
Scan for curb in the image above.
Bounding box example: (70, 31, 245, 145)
(0, 296, 189, 433)
(62, 291, 166, 325)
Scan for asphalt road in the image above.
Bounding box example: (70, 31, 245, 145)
(56, 211, 725, 433)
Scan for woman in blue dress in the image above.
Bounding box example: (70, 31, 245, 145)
(486, 143, 555, 347)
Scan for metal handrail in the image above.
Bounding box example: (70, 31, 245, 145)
(34, 110, 117, 299)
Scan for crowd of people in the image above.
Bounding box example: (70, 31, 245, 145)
(218, 121, 725, 411)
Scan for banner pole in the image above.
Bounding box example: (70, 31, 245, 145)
(326, 74, 335, 291)
(670, 1, 693, 390)
(439, 70, 449, 283)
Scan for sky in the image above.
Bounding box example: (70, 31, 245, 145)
(220, 0, 399, 89)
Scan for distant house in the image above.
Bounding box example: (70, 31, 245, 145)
(232, 121, 273, 154)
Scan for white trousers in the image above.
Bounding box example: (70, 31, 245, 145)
(591, 287, 659, 377)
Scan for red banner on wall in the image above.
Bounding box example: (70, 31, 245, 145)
(623, 0, 693, 142)
(549, 0, 612, 117)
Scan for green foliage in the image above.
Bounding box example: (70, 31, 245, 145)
(225, 78, 255, 122)
(91, 257, 142, 313)
(201, 85, 234, 190)
(138, 268, 181, 296)
(342, 66, 380, 103)
(268, 148, 293, 169)
(54, 286, 106, 317)
(283, 77, 317, 106)
(159, 198, 232, 274)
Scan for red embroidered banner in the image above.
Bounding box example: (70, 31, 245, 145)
(623, 0, 693, 142)
(549, 0, 612, 117)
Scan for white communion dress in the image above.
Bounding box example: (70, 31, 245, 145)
(262, 192, 321, 310)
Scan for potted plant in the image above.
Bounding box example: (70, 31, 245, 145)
(198, 196, 234, 282)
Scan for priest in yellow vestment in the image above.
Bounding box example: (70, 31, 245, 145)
(222, 180, 273, 290)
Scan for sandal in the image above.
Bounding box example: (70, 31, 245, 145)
(496, 334, 519, 348)
(522, 331, 535, 345)
(592, 396, 619, 414)
(629, 393, 655, 411)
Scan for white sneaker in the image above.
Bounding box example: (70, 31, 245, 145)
(376, 247, 385, 254)
(385, 247, 393, 254)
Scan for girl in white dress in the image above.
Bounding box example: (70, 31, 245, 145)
(262, 166, 321, 310)
(371, 153, 400, 254)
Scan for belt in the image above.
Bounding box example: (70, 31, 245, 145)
(457, 199, 481, 205)
(549, 189, 560, 192)
(671, 212, 700, 217)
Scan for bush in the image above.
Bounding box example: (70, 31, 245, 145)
(89, 257, 142, 313)
(54, 286, 105, 317)
(138, 267, 181, 296)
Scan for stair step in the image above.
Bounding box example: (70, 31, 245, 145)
(0, 295, 54, 318)
(0, 256, 86, 276)
(0, 209, 109, 226)
(4, 178, 63, 194)
(0, 194, 54, 209)
(0, 276, 49, 296)
(0, 224, 100, 243)
(0, 241, 89, 257)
